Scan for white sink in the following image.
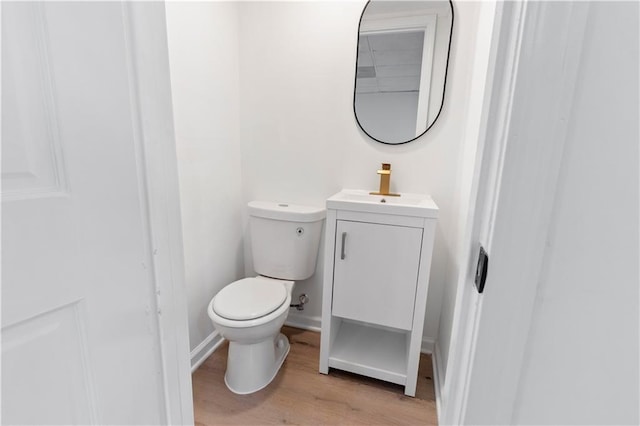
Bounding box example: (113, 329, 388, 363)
(327, 189, 438, 218)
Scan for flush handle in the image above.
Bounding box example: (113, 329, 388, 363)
(341, 232, 347, 260)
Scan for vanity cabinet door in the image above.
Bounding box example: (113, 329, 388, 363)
(332, 220, 423, 330)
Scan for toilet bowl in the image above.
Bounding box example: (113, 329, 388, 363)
(208, 276, 295, 394)
(207, 201, 324, 395)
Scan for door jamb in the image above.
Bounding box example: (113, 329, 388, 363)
(122, 3, 194, 424)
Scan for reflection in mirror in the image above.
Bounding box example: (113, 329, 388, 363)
(354, 0, 453, 144)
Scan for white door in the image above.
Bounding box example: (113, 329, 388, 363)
(2, 3, 190, 424)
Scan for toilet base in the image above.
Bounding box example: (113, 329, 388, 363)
(224, 333, 290, 395)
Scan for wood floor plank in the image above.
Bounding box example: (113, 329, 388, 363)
(193, 326, 438, 425)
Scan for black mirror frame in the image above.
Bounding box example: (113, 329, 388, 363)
(353, 0, 454, 145)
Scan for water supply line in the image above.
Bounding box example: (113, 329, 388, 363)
(290, 294, 309, 311)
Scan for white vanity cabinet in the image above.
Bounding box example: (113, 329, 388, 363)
(332, 220, 423, 331)
(319, 189, 438, 397)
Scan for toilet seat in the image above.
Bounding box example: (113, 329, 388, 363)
(213, 277, 288, 321)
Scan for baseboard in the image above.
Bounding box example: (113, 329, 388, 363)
(190, 330, 225, 373)
(421, 336, 436, 354)
(284, 312, 322, 332)
(432, 342, 445, 423)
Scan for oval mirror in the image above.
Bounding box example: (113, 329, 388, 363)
(354, 0, 454, 144)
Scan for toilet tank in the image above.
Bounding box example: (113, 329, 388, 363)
(248, 201, 325, 281)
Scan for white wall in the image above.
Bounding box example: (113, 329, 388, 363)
(165, 0, 493, 354)
(165, 2, 245, 353)
(237, 0, 490, 343)
(512, 2, 639, 423)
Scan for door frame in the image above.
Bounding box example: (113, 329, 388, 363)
(441, 1, 590, 424)
(122, 3, 193, 424)
(439, 2, 522, 422)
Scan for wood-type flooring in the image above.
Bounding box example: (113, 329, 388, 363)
(192, 326, 438, 425)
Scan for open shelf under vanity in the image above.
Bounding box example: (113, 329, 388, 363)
(328, 318, 410, 386)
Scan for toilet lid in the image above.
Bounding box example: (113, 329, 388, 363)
(213, 278, 287, 321)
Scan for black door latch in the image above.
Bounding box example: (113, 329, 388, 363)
(475, 245, 489, 294)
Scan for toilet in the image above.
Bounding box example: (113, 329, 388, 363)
(207, 201, 325, 394)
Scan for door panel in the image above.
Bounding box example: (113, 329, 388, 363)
(2, 302, 96, 424)
(1, 3, 67, 200)
(332, 220, 422, 330)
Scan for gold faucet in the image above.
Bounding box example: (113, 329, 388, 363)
(370, 163, 400, 197)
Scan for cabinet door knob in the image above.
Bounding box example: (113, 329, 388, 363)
(341, 232, 347, 260)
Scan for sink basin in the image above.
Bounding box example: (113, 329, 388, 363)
(327, 189, 439, 218)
